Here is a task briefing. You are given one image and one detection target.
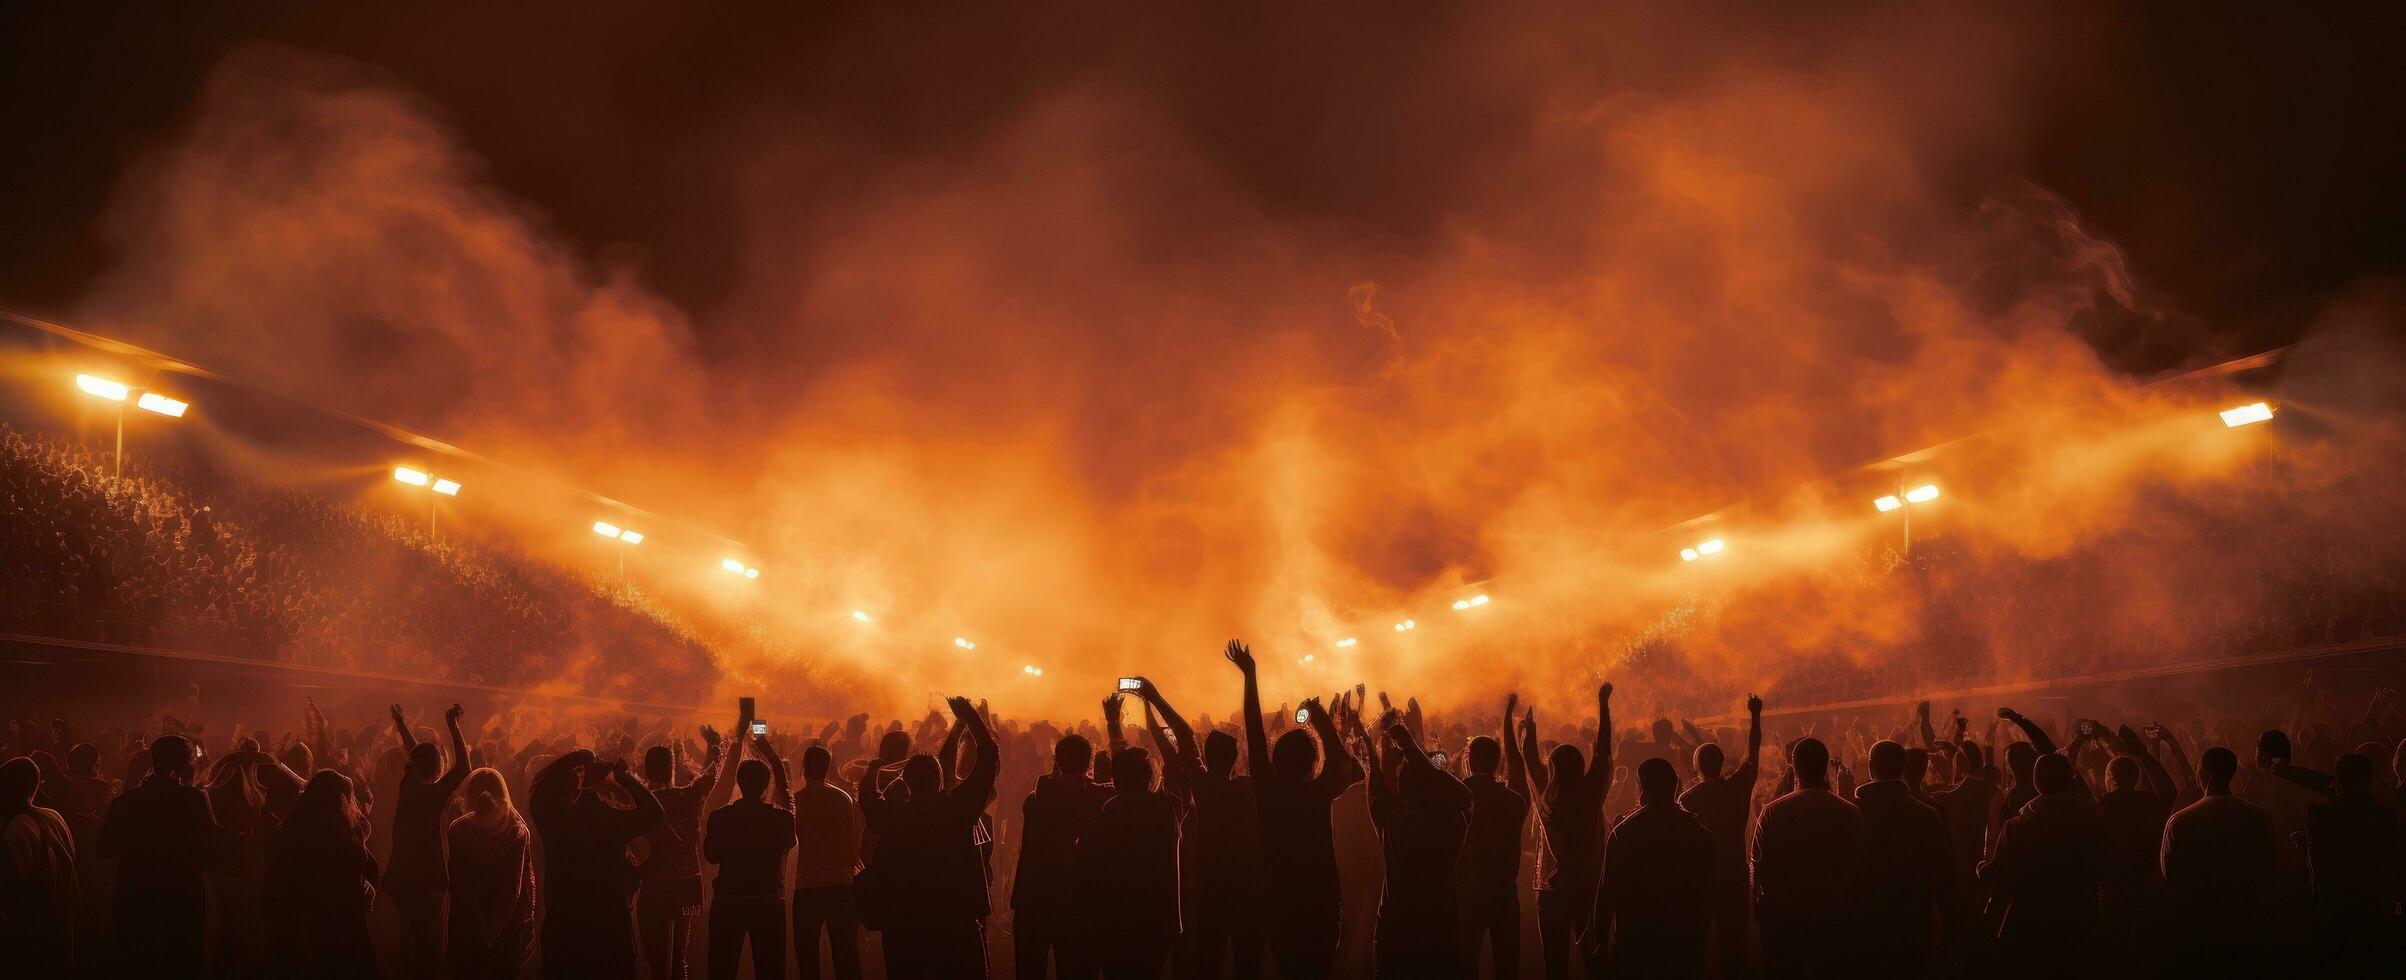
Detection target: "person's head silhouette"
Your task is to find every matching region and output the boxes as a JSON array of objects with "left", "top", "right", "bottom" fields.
[
  {"left": 2198, "top": 747, "right": 2238, "bottom": 794},
  {"left": 736, "top": 758, "right": 772, "bottom": 801},
  {"left": 2006, "top": 741, "right": 2037, "bottom": 781},
  {"left": 2334, "top": 752, "right": 2373, "bottom": 797},
  {"left": 1636, "top": 757, "right": 1677, "bottom": 805},
  {"left": 2033, "top": 753, "right": 2074, "bottom": 796},
  {"left": 1272, "top": 728, "right": 1320, "bottom": 783},
  {"left": 0, "top": 757, "right": 36, "bottom": 811},
  {"left": 642, "top": 745, "right": 675, "bottom": 786},
  {"left": 1546, "top": 744, "right": 1586, "bottom": 793},
  {"left": 1203, "top": 730, "right": 1238, "bottom": 777},
  {"left": 1466, "top": 735, "right": 1500, "bottom": 777},
  {"left": 150, "top": 735, "right": 193, "bottom": 783},
  {"left": 1791, "top": 738, "right": 1830, "bottom": 788},
  {"left": 2255, "top": 730, "right": 2291, "bottom": 772},
  {"left": 1867, "top": 740, "right": 1905, "bottom": 781},
  {"left": 2106, "top": 755, "right": 2140, "bottom": 792},
  {"left": 1694, "top": 742, "right": 1726, "bottom": 781},
  {"left": 1053, "top": 734, "right": 1093, "bottom": 779},
  {"left": 902, "top": 754, "right": 941, "bottom": 799},
  {"left": 1117, "top": 746, "right": 1156, "bottom": 794},
  {"left": 802, "top": 744, "right": 831, "bottom": 783}
]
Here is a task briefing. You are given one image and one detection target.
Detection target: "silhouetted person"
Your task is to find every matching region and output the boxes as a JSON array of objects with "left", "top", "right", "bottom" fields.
[
  {"left": 1980, "top": 752, "right": 2105, "bottom": 976},
  {"left": 203, "top": 746, "right": 300, "bottom": 979},
  {"left": 1679, "top": 694, "right": 1761, "bottom": 980},
  {"left": 705, "top": 742, "right": 796, "bottom": 980},
  {"left": 1226, "top": 640, "right": 1359, "bottom": 979},
  {"left": 1751, "top": 737, "right": 1858, "bottom": 980},
  {"left": 448, "top": 767, "right": 536, "bottom": 980},
  {"left": 2093, "top": 726, "right": 2173, "bottom": 969},
  {"left": 1080, "top": 680, "right": 1197, "bottom": 980},
  {"left": 1361, "top": 717, "right": 1469, "bottom": 980},
  {"left": 2301, "top": 752, "right": 2400, "bottom": 967},
  {"left": 386, "top": 701, "right": 471, "bottom": 979},
  {"left": 1852, "top": 739, "right": 1954, "bottom": 976},
  {"left": 1016, "top": 729, "right": 1109, "bottom": 980},
  {"left": 858, "top": 696, "right": 997, "bottom": 979},
  {"left": 792, "top": 744, "right": 864, "bottom": 980},
  {"left": 639, "top": 726, "right": 720, "bottom": 980},
  {"left": 1520, "top": 683, "right": 1614, "bottom": 980},
  {"left": 1180, "top": 726, "right": 1265, "bottom": 980},
  {"left": 1, "top": 755, "right": 77, "bottom": 978},
  {"left": 96, "top": 734, "right": 217, "bottom": 979},
  {"left": 1584, "top": 756, "right": 1710, "bottom": 978},
  {"left": 1456, "top": 696, "right": 1530, "bottom": 980},
  {"left": 530, "top": 748, "right": 667, "bottom": 980},
  {"left": 2160, "top": 745, "right": 2274, "bottom": 973},
  {"left": 264, "top": 771, "right": 379, "bottom": 979}
]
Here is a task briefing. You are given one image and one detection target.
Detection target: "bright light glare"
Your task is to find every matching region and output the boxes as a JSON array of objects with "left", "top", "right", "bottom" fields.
[
  {"left": 1904, "top": 484, "right": 1940, "bottom": 504},
  {"left": 591, "top": 521, "right": 621, "bottom": 538},
  {"left": 394, "top": 467, "right": 431, "bottom": 487},
  {"left": 2219, "top": 402, "right": 2274, "bottom": 428},
  {"left": 954, "top": 637, "right": 976, "bottom": 650},
  {"left": 618, "top": 530, "right": 644, "bottom": 545},
  {"left": 1680, "top": 547, "right": 1700, "bottom": 562},
  {"left": 1023, "top": 664, "right": 1043, "bottom": 676},
  {"left": 135, "top": 392, "right": 189, "bottom": 418},
  {"left": 1334, "top": 637, "right": 1358, "bottom": 648},
  {"left": 743, "top": 567, "right": 759, "bottom": 579},
  {"left": 1697, "top": 539, "right": 1725, "bottom": 556},
  {"left": 1302, "top": 654, "right": 1316, "bottom": 663},
  {"left": 852, "top": 610, "right": 874, "bottom": 623},
  {"left": 75, "top": 374, "right": 130, "bottom": 401},
  {"left": 1452, "top": 594, "right": 1491, "bottom": 610},
  {"left": 1394, "top": 619, "right": 1416, "bottom": 632},
  {"left": 431, "top": 479, "right": 461, "bottom": 496},
  {"left": 723, "top": 558, "right": 747, "bottom": 573},
  {"left": 1873, "top": 495, "right": 1902, "bottom": 513}
]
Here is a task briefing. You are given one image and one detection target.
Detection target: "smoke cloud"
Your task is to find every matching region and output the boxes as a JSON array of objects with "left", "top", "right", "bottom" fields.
[{"left": 72, "top": 12, "right": 2406, "bottom": 723}]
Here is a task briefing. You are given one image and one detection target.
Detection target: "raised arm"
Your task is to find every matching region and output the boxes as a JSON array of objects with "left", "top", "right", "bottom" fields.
[
  {"left": 1360, "top": 709, "right": 1392, "bottom": 800},
  {"left": 1589, "top": 683, "right": 1615, "bottom": 794},
  {"left": 947, "top": 696, "right": 998, "bottom": 807},
  {"left": 1917, "top": 701, "right": 1938, "bottom": 750},
  {"left": 439, "top": 703, "right": 470, "bottom": 790},
  {"left": 1228, "top": 640, "right": 1269, "bottom": 778},
  {"left": 938, "top": 713, "right": 966, "bottom": 786},
  {"left": 1501, "top": 694, "right": 1531, "bottom": 798},
  {"left": 607, "top": 761, "right": 665, "bottom": 840},
  {"left": 1997, "top": 707, "right": 2056, "bottom": 755},
  {"left": 1308, "top": 697, "right": 1360, "bottom": 795},
  {"left": 390, "top": 703, "right": 417, "bottom": 751},
  {"left": 754, "top": 735, "right": 793, "bottom": 809},
  {"left": 1739, "top": 694, "right": 1764, "bottom": 782},
  {"left": 1519, "top": 706, "right": 1547, "bottom": 797}
]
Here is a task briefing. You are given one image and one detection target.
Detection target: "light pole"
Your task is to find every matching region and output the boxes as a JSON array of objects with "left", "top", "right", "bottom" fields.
[
  {"left": 593, "top": 521, "right": 642, "bottom": 581},
  {"left": 1873, "top": 483, "right": 1940, "bottom": 554},
  {"left": 393, "top": 467, "right": 462, "bottom": 542},
  {"left": 76, "top": 374, "right": 189, "bottom": 477}
]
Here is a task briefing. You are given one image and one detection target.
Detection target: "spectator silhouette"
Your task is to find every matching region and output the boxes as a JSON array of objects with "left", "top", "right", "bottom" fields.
[
  {"left": 447, "top": 766, "right": 537, "bottom": 980},
  {"left": 1750, "top": 736, "right": 1859, "bottom": 980},
  {"left": 1228, "top": 640, "right": 1359, "bottom": 980},
  {"left": 2160, "top": 745, "right": 2275, "bottom": 973},
  {"left": 1981, "top": 752, "right": 2106, "bottom": 975},
  {"left": 1014, "top": 728, "right": 1108, "bottom": 980},
  {"left": 857, "top": 696, "right": 996, "bottom": 980},
  {"left": 2300, "top": 752, "right": 2401, "bottom": 968},
  {"left": 1678, "top": 694, "right": 1761, "bottom": 980},
  {"left": 1, "top": 755, "right": 78, "bottom": 977},
  {"left": 1361, "top": 717, "right": 1470, "bottom": 980},
  {"left": 792, "top": 743, "right": 864, "bottom": 980},
  {"left": 96, "top": 734, "right": 217, "bottom": 979},
  {"left": 530, "top": 748, "right": 666, "bottom": 980},
  {"left": 705, "top": 742, "right": 796, "bottom": 980},
  {"left": 1851, "top": 739, "right": 1953, "bottom": 976},
  {"left": 1077, "top": 679, "right": 1195, "bottom": 980},
  {"left": 263, "top": 771, "right": 379, "bottom": 979},
  {"left": 1456, "top": 695, "right": 1530, "bottom": 980},
  {"left": 386, "top": 702, "right": 472, "bottom": 979},
  {"left": 1179, "top": 725, "right": 1266, "bottom": 979},
  {"left": 1589, "top": 756, "right": 1713, "bottom": 978},
  {"left": 1520, "top": 683, "right": 1613, "bottom": 980},
  {"left": 638, "top": 726, "right": 720, "bottom": 980}
]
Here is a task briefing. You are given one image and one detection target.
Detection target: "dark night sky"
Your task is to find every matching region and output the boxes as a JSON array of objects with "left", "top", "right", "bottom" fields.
[{"left": 5, "top": 3, "right": 2404, "bottom": 369}]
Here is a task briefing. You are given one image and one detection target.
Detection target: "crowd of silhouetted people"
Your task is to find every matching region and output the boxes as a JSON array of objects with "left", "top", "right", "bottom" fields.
[{"left": 3, "top": 643, "right": 2402, "bottom": 978}]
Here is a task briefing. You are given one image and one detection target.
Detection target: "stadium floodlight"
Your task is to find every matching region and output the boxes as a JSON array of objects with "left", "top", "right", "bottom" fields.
[
  {"left": 135, "top": 393, "right": 189, "bottom": 418},
  {"left": 431, "top": 479, "right": 461, "bottom": 496},
  {"left": 1451, "top": 594, "right": 1491, "bottom": 610},
  {"left": 743, "top": 567, "right": 759, "bottom": 579},
  {"left": 1680, "top": 547, "right": 1700, "bottom": 561},
  {"left": 1301, "top": 653, "right": 1316, "bottom": 664},
  {"left": 1876, "top": 481, "right": 1941, "bottom": 553},
  {"left": 394, "top": 467, "right": 460, "bottom": 541},
  {"left": 1697, "top": 539, "right": 1725, "bottom": 555},
  {"left": 723, "top": 558, "right": 747, "bottom": 573},
  {"left": 1394, "top": 619, "right": 1416, "bottom": 632},
  {"left": 395, "top": 467, "right": 432, "bottom": 487},
  {"left": 1023, "top": 664, "right": 1043, "bottom": 676},
  {"left": 1873, "top": 495, "right": 1903, "bottom": 513},
  {"left": 1334, "top": 637, "right": 1358, "bottom": 649},
  {"left": 2220, "top": 402, "right": 2274, "bottom": 428},
  {"left": 618, "top": 530, "right": 644, "bottom": 545},
  {"left": 853, "top": 610, "right": 875, "bottom": 624},
  {"left": 592, "top": 521, "right": 622, "bottom": 538},
  {"left": 76, "top": 374, "right": 131, "bottom": 401},
  {"left": 954, "top": 637, "right": 977, "bottom": 650},
  {"left": 1904, "top": 484, "right": 1940, "bottom": 504}
]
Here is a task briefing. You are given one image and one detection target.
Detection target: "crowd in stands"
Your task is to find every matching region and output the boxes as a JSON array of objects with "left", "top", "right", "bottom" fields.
[
  {"left": 0, "top": 424, "right": 718, "bottom": 701},
  {"left": 3, "top": 643, "right": 2402, "bottom": 979}
]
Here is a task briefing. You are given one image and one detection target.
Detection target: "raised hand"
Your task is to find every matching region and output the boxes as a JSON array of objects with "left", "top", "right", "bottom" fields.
[
  {"left": 1997, "top": 707, "right": 2020, "bottom": 721},
  {"left": 445, "top": 703, "right": 465, "bottom": 725},
  {"left": 1599, "top": 682, "right": 1614, "bottom": 703},
  {"left": 945, "top": 696, "right": 977, "bottom": 722},
  {"left": 1103, "top": 693, "right": 1125, "bottom": 729},
  {"left": 1747, "top": 693, "right": 1764, "bottom": 716},
  {"left": 1299, "top": 696, "right": 1328, "bottom": 727},
  {"left": 1504, "top": 693, "right": 1520, "bottom": 719},
  {"left": 699, "top": 724, "right": 721, "bottom": 746},
  {"left": 1223, "top": 639, "right": 1255, "bottom": 674}
]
